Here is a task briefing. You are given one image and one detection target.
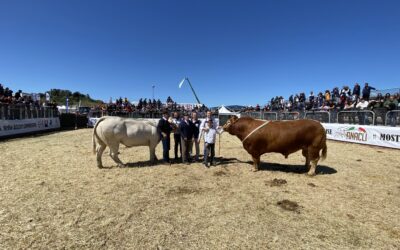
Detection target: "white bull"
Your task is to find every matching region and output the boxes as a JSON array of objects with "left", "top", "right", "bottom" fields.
[{"left": 92, "top": 116, "right": 161, "bottom": 168}]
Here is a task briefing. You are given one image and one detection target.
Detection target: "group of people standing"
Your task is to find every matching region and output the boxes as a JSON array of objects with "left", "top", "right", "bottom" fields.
[{"left": 157, "top": 110, "right": 221, "bottom": 167}]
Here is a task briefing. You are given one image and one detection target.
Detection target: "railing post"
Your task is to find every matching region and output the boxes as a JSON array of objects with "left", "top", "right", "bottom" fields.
[
  {"left": 385, "top": 111, "right": 389, "bottom": 126},
  {"left": 370, "top": 110, "right": 375, "bottom": 125}
]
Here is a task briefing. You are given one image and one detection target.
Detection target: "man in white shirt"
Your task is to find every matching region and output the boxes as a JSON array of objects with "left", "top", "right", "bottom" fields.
[
  {"left": 355, "top": 98, "right": 370, "bottom": 125},
  {"left": 355, "top": 98, "right": 369, "bottom": 109},
  {"left": 190, "top": 112, "right": 201, "bottom": 161},
  {"left": 172, "top": 112, "right": 182, "bottom": 161}
]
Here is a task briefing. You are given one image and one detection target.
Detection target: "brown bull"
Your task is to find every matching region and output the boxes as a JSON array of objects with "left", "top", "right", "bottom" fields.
[{"left": 222, "top": 116, "right": 327, "bottom": 175}]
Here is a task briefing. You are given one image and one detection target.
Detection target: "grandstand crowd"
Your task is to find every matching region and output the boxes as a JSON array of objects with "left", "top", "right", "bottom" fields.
[
  {"left": 244, "top": 82, "right": 399, "bottom": 113},
  {"left": 91, "top": 96, "right": 208, "bottom": 115},
  {"left": 1, "top": 82, "right": 399, "bottom": 125},
  {"left": 0, "top": 83, "right": 58, "bottom": 108}
]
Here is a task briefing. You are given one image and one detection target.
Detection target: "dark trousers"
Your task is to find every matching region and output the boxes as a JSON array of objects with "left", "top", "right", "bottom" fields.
[
  {"left": 181, "top": 137, "right": 192, "bottom": 163},
  {"left": 204, "top": 143, "right": 215, "bottom": 164},
  {"left": 387, "top": 112, "right": 397, "bottom": 127},
  {"left": 357, "top": 112, "right": 370, "bottom": 125},
  {"left": 162, "top": 135, "right": 170, "bottom": 162},
  {"left": 174, "top": 134, "right": 182, "bottom": 158}
]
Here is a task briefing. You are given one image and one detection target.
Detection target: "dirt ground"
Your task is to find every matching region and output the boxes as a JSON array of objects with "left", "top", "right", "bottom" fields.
[{"left": 1, "top": 128, "right": 399, "bottom": 249}]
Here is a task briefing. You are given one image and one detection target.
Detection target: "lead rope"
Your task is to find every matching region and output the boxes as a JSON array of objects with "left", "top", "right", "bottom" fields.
[{"left": 241, "top": 121, "right": 270, "bottom": 143}]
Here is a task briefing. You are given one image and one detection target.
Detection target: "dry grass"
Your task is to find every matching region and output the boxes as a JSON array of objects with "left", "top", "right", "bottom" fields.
[{"left": 0, "top": 128, "right": 399, "bottom": 249}]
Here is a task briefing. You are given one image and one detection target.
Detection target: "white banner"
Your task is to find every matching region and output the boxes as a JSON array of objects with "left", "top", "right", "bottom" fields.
[
  {"left": 321, "top": 123, "right": 400, "bottom": 149},
  {"left": 0, "top": 118, "right": 60, "bottom": 137}
]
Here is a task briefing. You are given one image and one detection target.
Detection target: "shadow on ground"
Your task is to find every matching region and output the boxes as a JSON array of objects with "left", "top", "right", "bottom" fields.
[{"left": 216, "top": 157, "right": 337, "bottom": 175}]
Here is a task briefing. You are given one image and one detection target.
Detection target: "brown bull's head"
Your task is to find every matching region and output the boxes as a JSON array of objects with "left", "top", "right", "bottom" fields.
[{"left": 222, "top": 115, "right": 239, "bottom": 132}]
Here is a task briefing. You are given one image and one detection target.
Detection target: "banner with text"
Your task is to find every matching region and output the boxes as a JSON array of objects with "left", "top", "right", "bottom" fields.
[
  {"left": 0, "top": 118, "right": 60, "bottom": 137},
  {"left": 321, "top": 123, "right": 400, "bottom": 149}
]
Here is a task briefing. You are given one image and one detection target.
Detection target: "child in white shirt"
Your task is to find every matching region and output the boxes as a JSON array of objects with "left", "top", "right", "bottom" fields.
[{"left": 199, "top": 119, "right": 222, "bottom": 167}]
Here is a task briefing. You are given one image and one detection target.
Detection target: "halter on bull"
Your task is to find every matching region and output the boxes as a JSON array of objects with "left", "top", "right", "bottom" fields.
[{"left": 223, "top": 116, "right": 327, "bottom": 175}]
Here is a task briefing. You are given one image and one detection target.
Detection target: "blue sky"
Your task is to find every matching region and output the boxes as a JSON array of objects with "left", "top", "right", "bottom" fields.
[{"left": 1, "top": 0, "right": 399, "bottom": 106}]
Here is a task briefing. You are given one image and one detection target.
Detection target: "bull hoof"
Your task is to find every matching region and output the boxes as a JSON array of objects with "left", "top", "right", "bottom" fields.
[
  {"left": 252, "top": 168, "right": 259, "bottom": 172},
  {"left": 97, "top": 165, "right": 103, "bottom": 169},
  {"left": 117, "top": 164, "right": 127, "bottom": 168},
  {"left": 307, "top": 172, "right": 316, "bottom": 176}
]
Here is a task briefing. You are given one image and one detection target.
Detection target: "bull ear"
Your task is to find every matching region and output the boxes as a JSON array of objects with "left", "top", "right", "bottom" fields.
[{"left": 231, "top": 115, "right": 239, "bottom": 122}]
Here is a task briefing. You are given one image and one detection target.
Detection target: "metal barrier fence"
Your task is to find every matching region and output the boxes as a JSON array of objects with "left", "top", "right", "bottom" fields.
[
  {"left": 304, "top": 111, "right": 330, "bottom": 123},
  {"left": 385, "top": 110, "right": 400, "bottom": 127},
  {"left": 240, "top": 111, "right": 262, "bottom": 119},
  {"left": 240, "top": 109, "right": 399, "bottom": 127},
  {"left": 1, "top": 104, "right": 399, "bottom": 127},
  {"left": 337, "top": 110, "right": 375, "bottom": 125},
  {"left": 88, "top": 110, "right": 211, "bottom": 119},
  {"left": 0, "top": 105, "right": 58, "bottom": 120},
  {"left": 262, "top": 112, "right": 278, "bottom": 120},
  {"left": 279, "top": 112, "right": 300, "bottom": 120}
]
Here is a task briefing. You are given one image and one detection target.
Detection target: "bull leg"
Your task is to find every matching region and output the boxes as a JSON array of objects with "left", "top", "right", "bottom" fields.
[
  {"left": 252, "top": 155, "right": 260, "bottom": 172},
  {"left": 149, "top": 145, "right": 156, "bottom": 164},
  {"left": 96, "top": 144, "right": 106, "bottom": 168},
  {"left": 109, "top": 143, "right": 125, "bottom": 168},
  {"left": 307, "top": 148, "right": 320, "bottom": 176},
  {"left": 302, "top": 148, "right": 310, "bottom": 169}
]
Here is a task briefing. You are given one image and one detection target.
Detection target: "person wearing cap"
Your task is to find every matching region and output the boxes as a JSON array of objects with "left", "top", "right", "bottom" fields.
[
  {"left": 179, "top": 113, "right": 195, "bottom": 164},
  {"left": 157, "top": 111, "right": 173, "bottom": 163}
]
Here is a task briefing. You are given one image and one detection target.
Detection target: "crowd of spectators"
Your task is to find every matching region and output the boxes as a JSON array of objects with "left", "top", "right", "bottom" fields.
[
  {"left": 247, "top": 82, "right": 400, "bottom": 113},
  {"left": 0, "top": 83, "right": 43, "bottom": 108},
  {"left": 91, "top": 96, "right": 208, "bottom": 115},
  {"left": 0, "top": 83, "right": 59, "bottom": 120},
  {"left": 0, "top": 83, "right": 59, "bottom": 109},
  {"left": 2, "top": 81, "right": 399, "bottom": 124}
]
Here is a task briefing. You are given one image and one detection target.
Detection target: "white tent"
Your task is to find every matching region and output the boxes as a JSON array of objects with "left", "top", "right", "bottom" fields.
[{"left": 218, "top": 105, "right": 233, "bottom": 114}]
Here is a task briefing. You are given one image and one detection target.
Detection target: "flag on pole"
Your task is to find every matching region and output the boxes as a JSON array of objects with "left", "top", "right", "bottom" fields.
[
  {"left": 178, "top": 78, "right": 186, "bottom": 88},
  {"left": 45, "top": 92, "right": 50, "bottom": 102}
]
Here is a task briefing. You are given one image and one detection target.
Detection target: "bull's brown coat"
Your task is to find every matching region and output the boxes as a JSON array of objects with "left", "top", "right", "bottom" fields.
[{"left": 223, "top": 116, "right": 327, "bottom": 175}]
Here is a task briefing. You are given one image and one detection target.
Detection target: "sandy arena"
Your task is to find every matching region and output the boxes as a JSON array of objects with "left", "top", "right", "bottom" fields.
[{"left": 1, "top": 129, "right": 399, "bottom": 249}]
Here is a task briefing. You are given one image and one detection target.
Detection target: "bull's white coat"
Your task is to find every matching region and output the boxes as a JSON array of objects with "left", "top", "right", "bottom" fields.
[{"left": 92, "top": 116, "right": 161, "bottom": 168}]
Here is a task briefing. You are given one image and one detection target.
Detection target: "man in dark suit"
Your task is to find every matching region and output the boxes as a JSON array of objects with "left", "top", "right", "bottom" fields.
[
  {"left": 157, "top": 111, "right": 173, "bottom": 163},
  {"left": 179, "top": 113, "right": 194, "bottom": 164}
]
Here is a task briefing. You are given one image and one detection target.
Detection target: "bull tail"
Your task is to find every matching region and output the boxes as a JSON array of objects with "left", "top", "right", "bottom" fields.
[
  {"left": 321, "top": 144, "right": 327, "bottom": 161},
  {"left": 320, "top": 134, "right": 327, "bottom": 161},
  {"left": 92, "top": 116, "right": 108, "bottom": 154}
]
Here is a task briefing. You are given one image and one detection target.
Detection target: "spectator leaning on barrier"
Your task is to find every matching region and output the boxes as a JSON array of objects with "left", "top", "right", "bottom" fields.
[
  {"left": 362, "top": 82, "right": 376, "bottom": 101},
  {"left": 344, "top": 99, "right": 355, "bottom": 110},
  {"left": 384, "top": 96, "right": 398, "bottom": 126},
  {"left": 319, "top": 101, "right": 332, "bottom": 111},
  {"left": 356, "top": 98, "right": 370, "bottom": 125}
]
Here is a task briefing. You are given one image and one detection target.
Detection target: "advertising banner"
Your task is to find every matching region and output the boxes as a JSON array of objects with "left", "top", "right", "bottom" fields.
[
  {"left": 0, "top": 118, "right": 60, "bottom": 137},
  {"left": 322, "top": 123, "right": 400, "bottom": 149}
]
